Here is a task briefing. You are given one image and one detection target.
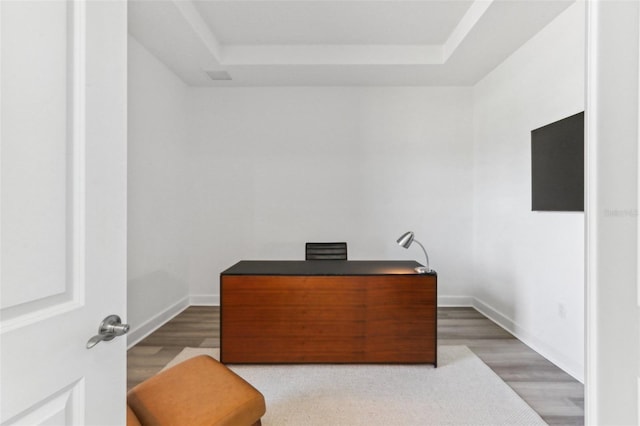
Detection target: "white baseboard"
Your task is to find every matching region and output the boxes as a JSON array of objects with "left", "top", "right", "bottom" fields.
[
  {"left": 438, "top": 295, "right": 474, "bottom": 307},
  {"left": 189, "top": 294, "right": 219, "bottom": 306},
  {"left": 126, "top": 294, "right": 217, "bottom": 349},
  {"left": 472, "top": 297, "right": 584, "bottom": 383},
  {"left": 126, "top": 297, "right": 189, "bottom": 349}
]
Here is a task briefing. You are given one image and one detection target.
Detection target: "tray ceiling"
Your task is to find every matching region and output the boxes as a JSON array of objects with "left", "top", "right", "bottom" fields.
[{"left": 128, "top": 0, "right": 575, "bottom": 86}]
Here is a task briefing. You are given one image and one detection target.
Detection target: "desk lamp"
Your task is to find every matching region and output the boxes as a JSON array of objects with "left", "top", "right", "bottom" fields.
[{"left": 397, "top": 231, "right": 431, "bottom": 273}]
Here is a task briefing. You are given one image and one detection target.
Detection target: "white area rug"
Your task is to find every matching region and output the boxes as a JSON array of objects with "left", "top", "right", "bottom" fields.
[{"left": 164, "top": 346, "right": 546, "bottom": 425}]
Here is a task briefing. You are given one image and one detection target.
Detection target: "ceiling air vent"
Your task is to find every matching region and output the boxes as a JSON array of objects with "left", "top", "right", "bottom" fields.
[{"left": 206, "top": 70, "right": 232, "bottom": 81}]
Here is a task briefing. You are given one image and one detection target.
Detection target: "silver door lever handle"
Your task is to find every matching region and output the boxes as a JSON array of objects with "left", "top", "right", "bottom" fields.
[{"left": 86, "top": 314, "right": 130, "bottom": 349}]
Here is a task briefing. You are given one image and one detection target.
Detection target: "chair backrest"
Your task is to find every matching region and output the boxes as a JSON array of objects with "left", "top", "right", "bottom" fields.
[{"left": 305, "top": 242, "right": 348, "bottom": 260}]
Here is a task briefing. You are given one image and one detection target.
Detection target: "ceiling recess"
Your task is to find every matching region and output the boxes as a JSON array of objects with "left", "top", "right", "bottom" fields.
[{"left": 206, "top": 70, "right": 232, "bottom": 81}]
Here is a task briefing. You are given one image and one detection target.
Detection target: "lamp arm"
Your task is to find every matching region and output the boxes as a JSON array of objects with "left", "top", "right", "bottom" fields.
[{"left": 413, "top": 239, "right": 430, "bottom": 272}]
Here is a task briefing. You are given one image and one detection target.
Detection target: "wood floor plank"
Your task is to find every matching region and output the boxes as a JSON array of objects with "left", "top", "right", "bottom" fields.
[{"left": 128, "top": 306, "right": 584, "bottom": 425}]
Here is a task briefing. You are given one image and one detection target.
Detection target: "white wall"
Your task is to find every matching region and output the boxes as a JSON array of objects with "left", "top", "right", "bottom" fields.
[
  {"left": 472, "top": 2, "right": 585, "bottom": 380},
  {"left": 127, "top": 37, "right": 191, "bottom": 345},
  {"left": 186, "top": 87, "right": 474, "bottom": 302}
]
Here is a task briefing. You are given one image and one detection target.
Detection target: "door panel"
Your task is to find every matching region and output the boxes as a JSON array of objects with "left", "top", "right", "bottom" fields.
[
  {"left": 1, "top": 0, "right": 77, "bottom": 323},
  {"left": 1, "top": 1, "right": 127, "bottom": 424}
]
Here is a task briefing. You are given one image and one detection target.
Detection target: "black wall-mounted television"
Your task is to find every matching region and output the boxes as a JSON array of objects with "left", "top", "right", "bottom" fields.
[{"left": 531, "top": 111, "right": 584, "bottom": 212}]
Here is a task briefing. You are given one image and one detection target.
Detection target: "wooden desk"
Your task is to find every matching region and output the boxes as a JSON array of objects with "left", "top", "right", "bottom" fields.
[{"left": 220, "top": 260, "right": 437, "bottom": 365}]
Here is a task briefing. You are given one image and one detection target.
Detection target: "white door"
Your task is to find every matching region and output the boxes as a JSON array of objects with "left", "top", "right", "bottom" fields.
[
  {"left": 1, "top": 0, "right": 127, "bottom": 424},
  {"left": 585, "top": 0, "right": 640, "bottom": 424}
]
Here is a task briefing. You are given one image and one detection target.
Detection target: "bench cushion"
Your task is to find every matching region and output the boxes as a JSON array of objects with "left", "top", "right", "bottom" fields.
[{"left": 127, "top": 355, "right": 265, "bottom": 426}]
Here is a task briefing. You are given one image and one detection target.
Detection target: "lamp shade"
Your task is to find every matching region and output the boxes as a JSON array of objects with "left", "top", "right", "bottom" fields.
[{"left": 397, "top": 231, "right": 414, "bottom": 248}]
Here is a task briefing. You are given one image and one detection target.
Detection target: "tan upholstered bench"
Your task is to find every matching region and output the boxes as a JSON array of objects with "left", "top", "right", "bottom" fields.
[{"left": 127, "top": 355, "right": 266, "bottom": 426}]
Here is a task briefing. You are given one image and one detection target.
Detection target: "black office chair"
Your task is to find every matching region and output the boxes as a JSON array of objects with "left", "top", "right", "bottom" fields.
[{"left": 305, "top": 242, "right": 348, "bottom": 260}]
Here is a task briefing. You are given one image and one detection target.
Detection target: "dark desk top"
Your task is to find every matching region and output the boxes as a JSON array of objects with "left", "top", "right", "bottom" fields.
[{"left": 221, "top": 260, "right": 437, "bottom": 276}]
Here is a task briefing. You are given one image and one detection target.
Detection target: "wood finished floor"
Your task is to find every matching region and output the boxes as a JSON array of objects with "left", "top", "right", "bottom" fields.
[{"left": 127, "top": 306, "right": 584, "bottom": 425}]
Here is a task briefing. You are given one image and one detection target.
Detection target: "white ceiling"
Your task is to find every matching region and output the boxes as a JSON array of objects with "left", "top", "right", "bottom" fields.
[{"left": 128, "top": 0, "right": 575, "bottom": 86}]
